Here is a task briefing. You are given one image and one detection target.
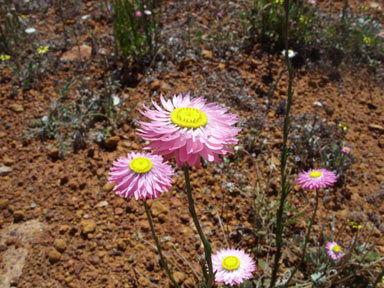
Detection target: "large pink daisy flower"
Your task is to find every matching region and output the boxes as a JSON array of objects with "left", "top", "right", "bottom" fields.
[
  {"left": 326, "top": 241, "right": 344, "bottom": 260},
  {"left": 108, "top": 152, "right": 173, "bottom": 200},
  {"left": 137, "top": 93, "right": 241, "bottom": 169},
  {"left": 296, "top": 169, "right": 337, "bottom": 190},
  {"left": 212, "top": 248, "right": 256, "bottom": 285}
]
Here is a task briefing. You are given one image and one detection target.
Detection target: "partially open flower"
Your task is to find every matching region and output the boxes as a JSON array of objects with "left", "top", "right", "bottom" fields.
[
  {"left": 137, "top": 93, "right": 241, "bottom": 168},
  {"left": 212, "top": 248, "right": 256, "bottom": 285},
  {"left": 108, "top": 152, "right": 173, "bottom": 200},
  {"left": 282, "top": 49, "right": 296, "bottom": 58},
  {"left": 326, "top": 242, "right": 344, "bottom": 260},
  {"left": 341, "top": 146, "right": 351, "bottom": 154},
  {"left": 296, "top": 169, "right": 337, "bottom": 190}
]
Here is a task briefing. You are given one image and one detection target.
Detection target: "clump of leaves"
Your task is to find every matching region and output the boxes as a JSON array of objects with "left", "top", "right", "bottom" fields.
[{"left": 24, "top": 79, "right": 131, "bottom": 156}]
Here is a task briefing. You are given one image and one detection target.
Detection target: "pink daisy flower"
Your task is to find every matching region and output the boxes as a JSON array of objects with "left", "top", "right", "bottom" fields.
[
  {"left": 341, "top": 146, "right": 351, "bottom": 154},
  {"left": 212, "top": 248, "right": 256, "bottom": 285},
  {"left": 377, "top": 31, "right": 384, "bottom": 39},
  {"left": 108, "top": 152, "right": 173, "bottom": 200},
  {"left": 135, "top": 10, "right": 142, "bottom": 17},
  {"left": 296, "top": 169, "right": 337, "bottom": 190},
  {"left": 137, "top": 93, "right": 241, "bottom": 169},
  {"left": 326, "top": 241, "right": 344, "bottom": 260}
]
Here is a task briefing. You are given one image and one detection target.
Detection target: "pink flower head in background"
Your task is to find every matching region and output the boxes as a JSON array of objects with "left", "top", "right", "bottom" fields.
[
  {"left": 377, "top": 31, "right": 384, "bottom": 39},
  {"left": 108, "top": 152, "right": 173, "bottom": 200},
  {"left": 341, "top": 146, "right": 351, "bottom": 154},
  {"left": 326, "top": 242, "right": 344, "bottom": 260},
  {"left": 212, "top": 248, "right": 256, "bottom": 285},
  {"left": 296, "top": 169, "right": 337, "bottom": 190},
  {"left": 307, "top": 0, "right": 316, "bottom": 4},
  {"left": 135, "top": 10, "right": 142, "bottom": 17},
  {"left": 137, "top": 93, "right": 241, "bottom": 169}
]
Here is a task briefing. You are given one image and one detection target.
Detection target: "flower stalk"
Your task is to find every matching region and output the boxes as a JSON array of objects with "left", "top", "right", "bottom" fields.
[
  {"left": 183, "top": 164, "right": 214, "bottom": 288},
  {"left": 143, "top": 200, "right": 180, "bottom": 288}
]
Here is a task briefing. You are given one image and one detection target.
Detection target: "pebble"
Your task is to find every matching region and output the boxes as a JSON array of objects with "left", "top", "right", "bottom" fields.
[
  {"left": 151, "top": 201, "right": 169, "bottom": 217},
  {"left": 95, "top": 200, "right": 109, "bottom": 208},
  {"left": 3, "top": 156, "right": 14, "bottom": 166},
  {"left": 13, "top": 210, "right": 25, "bottom": 221},
  {"left": 368, "top": 124, "right": 384, "bottom": 133},
  {"left": 53, "top": 239, "right": 67, "bottom": 252},
  {"left": 0, "top": 199, "right": 9, "bottom": 210},
  {"left": 80, "top": 219, "right": 96, "bottom": 235},
  {"left": 9, "top": 103, "right": 24, "bottom": 112},
  {"left": 59, "top": 225, "right": 70, "bottom": 234},
  {"left": 173, "top": 271, "right": 186, "bottom": 284},
  {"left": 0, "top": 166, "right": 12, "bottom": 176},
  {"left": 30, "top": 203, "right": 37, "bottom": 209},
  {"left": 102, "top": 182, "right": 115, "bottom": 192},
  {"left": 61, "top": 45, "right": 92, "bottom": 61},
  {"left": 48, "top": 249, "right": 61, "bottom": 263},
  {"left": 104, "top": 136, "right": 120, "bottom": 149},
  {"left": 48, "top": 148, "right": 60, "bottom": 159},
  {"left": 202, "top": 49, "right": 213, "bottom": 59}
]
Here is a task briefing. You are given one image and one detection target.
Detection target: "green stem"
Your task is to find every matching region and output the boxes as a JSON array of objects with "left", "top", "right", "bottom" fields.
[
  {"left": 143, "top": 200, "right": 180, "bottom": 288},
  {"left": 270, "top": 1, "right": 294, "bottom": 287},
  {"left": 183, "top": 164, "right": 214, "bottom": 288},
  {"left": 282, "top": 190, "right": 319, "bottom": 287}
]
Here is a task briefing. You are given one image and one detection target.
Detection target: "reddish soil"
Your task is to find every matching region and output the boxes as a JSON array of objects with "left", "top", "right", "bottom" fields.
[{"left": 0, "top": 0, "right": 383, "bottom": 287}]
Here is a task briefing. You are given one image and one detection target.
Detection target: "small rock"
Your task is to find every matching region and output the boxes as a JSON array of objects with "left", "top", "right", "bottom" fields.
[
  {"left": 202, "top": 49, "right": 213, "bottom": 59},
  {"left": 95, "top": 200, "right": 109, "bottom": 208},
  {"left": 53, "top": 239, "right": 67, "bottom": 252},
  {"left": 184, "top": 278, "right": 194, "bottom": 287},
  {"left": 173, "top": 271, "right": 186, "bottom": 284},
  {"left": 48, "top": 249, "right": 61, "bottom": 263},
  {"left": 61, "top": 44, "right": 92, "bottom": 61},
  {"left": 114, "top": 207, "right": 124, "bottom": 215},
  {"left": 59, "top": 225, "right": 70, "bottom": 234},
  {"left": 376, "top": 175, "right": 384, "bottom": 183},
  {"left": 151, "top": 201, "right": 169, "bottom": 217},
  {"left": 13, "top": 210, "right": 25, "bottom": 221},
  {"left": 102, "top": 182, "right": 115, "bottom": 192},
  {"left": 0, "top": 166, "right": 12, "bottom": 176},
  {"left": 30, "top": 203, "right": 37, "bottom": 209},
  {"left": 80, "top": 219, "right": 96, "bottom": 235},
  {"left": 368, "top": 124, "right": 384, "bottom": 133},
  {"left": 48, "top": 148, "right": 60, "bottom": 159},
  {"left": 3, "top": 156, "right": 14, "bottom": 166},
  {"left": 104, "top": 136, "right": 120, "bottom": 149},
  {"left": 9, "top": 104, "right": 24, "bottom": 113},
  {"left": 116, "top": 239, "right": 126, "bottom": 251},
  {"left": 0, "top": 199, "right": 9, "bottom": 210},
  {"left": 151, "top": 80, "right": 161, "bottom": 90}
]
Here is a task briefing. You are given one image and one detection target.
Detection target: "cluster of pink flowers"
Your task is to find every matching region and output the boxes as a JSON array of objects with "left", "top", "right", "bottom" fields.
[{"left": 108, "top": 93, "right": 256, "bottom": 285}]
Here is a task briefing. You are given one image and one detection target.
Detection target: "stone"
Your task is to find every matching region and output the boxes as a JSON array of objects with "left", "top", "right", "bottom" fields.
[
  {"left": 61, "top": 45, "right": 92, "bottom": 61},
  {"left": 48, "top": 249, "right": 61, "bottom": 263},
  {"left": 151, "top": 201, "right": 169, "bottom": 217},
  {"left": 151, "top": 80, "right": 161, "bottom": 90},
  {"left": 184, "top": 278, "right": 194, "bottom": 287},
  {"left": 368, "top": 124, "right": 384, "bottom": 133},
  {"left": 80, "top": 219, "right": 96, "bottom": 235},
  {"left": 13, "top": 210, "right": 25, "bottom": 221},
  {"left": 95, "top": 200, "right": 109, "bottom": 208},
  {"left": 9, "top": 104, "right": 24, "bottom": 112},
  {"left": 104, "top": 136, "right": 120, "bottom": 149},
  {"left": 102, "top": 182, "right": 115, "bottom": 192},
  {"left": 53, "top": 239, "right": 67, "bottom": 252},
  {"left": 48, "top": 148, "right": 60, "bottom": 159},
  {"left": 0, "top": 199, "right": 9, "bottom": 210},
  {"left": 59, "top": 225, "right": 70, "bottom": 234},
  {"left": 202, "top": 49, "right": 213, "bottom": 59},
  {"left": 3, "top": 156, "right": 14, "bottom": 166},
  {"left": 173, "top": 271, "right": 186, "bottom": 284},
  {"left": 0, "top": 166, "right": 12, "bottom": 176}
]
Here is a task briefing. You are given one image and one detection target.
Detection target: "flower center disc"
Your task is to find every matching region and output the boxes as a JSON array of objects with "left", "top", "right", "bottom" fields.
[
  {"left": 333, "top": 245, "right": 341, "bottom": 253},
  {"left": 170, "top": 107, "right": 208, "bottom": 128},
  {"left": 309, "top": 171, "right": 322, "bottom": 178},
  {"left": 129, "top": 157, "right": 152, "bottom": 174},
  {"left": 222, "top": 256, "right": 240, "bottom": 271}
]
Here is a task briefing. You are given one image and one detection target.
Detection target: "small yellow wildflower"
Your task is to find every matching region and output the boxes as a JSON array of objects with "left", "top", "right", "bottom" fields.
[
  {"left": 275, "top": 0, "right": 283, "bottom": 4},
  {"left": 363, "top": 37, "right": 371, "bottom": 45},
  {"left": 37, "top": 45, "right": 49, "bottom": 54},
  {"left": 0, "top": 54, "right": 11, "bottom": 61},
  {"left": 338, "top": 123, "right": 348, "bottom": 131},
  {"left": 299, "top": 16, "right": 309, "bottom": 24},
  {"left": 349, "top": 221, "right": 362, "bottom": 230},
  {"left": 360, "top": 5, "right": 369, "bottom": 10}
]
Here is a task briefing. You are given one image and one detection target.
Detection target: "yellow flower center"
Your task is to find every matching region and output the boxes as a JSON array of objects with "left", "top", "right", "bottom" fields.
[
  {"left": 309, "top": 171, "right": 322, "bottom": 178},
  {"left": 170, "top": 107, "right": 208, "bottom": 129},
  {"left": 129, "top": 157, "right": 152, "bottom": 174},
  {"left": 222, "top": 256, "right": 240, "bottom": 271},
  {"left": 333, "top": 245, "right": 341, "bottom": 253}
]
